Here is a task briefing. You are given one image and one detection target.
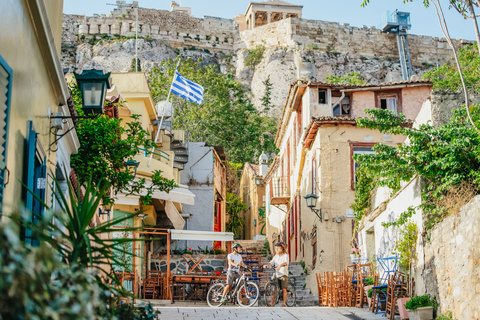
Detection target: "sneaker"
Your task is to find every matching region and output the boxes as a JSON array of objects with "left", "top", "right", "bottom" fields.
[{"left": 220, "top": 297, "right": 228, "bottom": 304}]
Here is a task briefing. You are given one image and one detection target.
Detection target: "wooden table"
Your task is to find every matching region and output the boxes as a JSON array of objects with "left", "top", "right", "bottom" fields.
[{"left": 172, "top": 275, "right": 214, "bottom": 303}]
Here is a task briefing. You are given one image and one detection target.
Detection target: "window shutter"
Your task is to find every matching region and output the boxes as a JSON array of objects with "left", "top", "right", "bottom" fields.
[
  {"left": 0, "top": 56, "right": 12, "bottom": 206},
  {"left": 23, "top": 122, "right": 37, "bottom": 245}
]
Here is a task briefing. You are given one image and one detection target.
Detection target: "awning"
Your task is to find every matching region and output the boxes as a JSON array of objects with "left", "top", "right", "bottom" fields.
[
  {"left": 165, "top": 200, "right": 185, "bottom": 230},
  {"left": 152, "top": 184, "right": 195, "bottom": 205},
  {"left": 169, "top": 229, "right": 234, "bottom": 241},
  {"left": 116, "top": 184, "right": 195, "bottom": 206}
]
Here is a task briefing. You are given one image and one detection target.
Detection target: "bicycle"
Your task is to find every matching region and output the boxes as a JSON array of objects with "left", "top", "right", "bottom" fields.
[
  {"left": 206, "top": 267, "right": 259, "bottom": 307},
  {"left": 263, "top": 265, "right": 296, "bottom": 307}
]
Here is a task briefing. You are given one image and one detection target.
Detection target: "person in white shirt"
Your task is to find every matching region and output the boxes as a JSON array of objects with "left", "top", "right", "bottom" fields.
[
  {"left": 263, "top": 242, "right": 289, "bottom": 307},
  {"left": 220, "top": 243, "right": 246, "bottom": 304}
]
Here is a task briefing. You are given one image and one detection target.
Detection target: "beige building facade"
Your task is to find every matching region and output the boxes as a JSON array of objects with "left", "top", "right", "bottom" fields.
[
  {"left": 239, "top": 163, "right": 266, "bottom": 240},
  {"left": 264, "top": 79, "right": 432, "bottom": 292}
]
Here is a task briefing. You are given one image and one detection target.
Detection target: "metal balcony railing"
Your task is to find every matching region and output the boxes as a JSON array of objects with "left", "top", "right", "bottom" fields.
[{"left": 272, "top": 176, "right": 290, "bottom": 198}]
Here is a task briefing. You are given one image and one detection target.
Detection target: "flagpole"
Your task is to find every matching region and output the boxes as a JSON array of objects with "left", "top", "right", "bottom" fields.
[{"left": 148, "top": 57, "right": 182, "bottom": 167}]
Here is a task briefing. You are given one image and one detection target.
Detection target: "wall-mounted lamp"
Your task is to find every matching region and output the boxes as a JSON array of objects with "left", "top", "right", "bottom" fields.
[
  {"left": 99, "top": 203, "right": 113, "bottom": 216},
  {"left": 304, "top": 193, "right": 322, "bottom": 222},
  {"left": 124, "top": 159, "right": 140, "bottom": 179},
  {"left": 254, "top": 175, "right": 263, "bottom": 186},
  {"left": 254, "top": 219, "right": 257, "bottom": 227}
]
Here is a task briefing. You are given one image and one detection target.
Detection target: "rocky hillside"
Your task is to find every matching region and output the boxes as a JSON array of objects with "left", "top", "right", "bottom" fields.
[{"left": 61, "top": 11, "right": 437, "bottom": 118}]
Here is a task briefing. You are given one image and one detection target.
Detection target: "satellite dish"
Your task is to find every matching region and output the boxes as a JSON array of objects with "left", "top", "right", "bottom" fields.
[{"left": 156, "top": 100, "right": 173, "bottom": 118}]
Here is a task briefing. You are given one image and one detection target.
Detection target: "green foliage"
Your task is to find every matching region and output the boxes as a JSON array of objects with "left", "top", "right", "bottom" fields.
[
  {"left": 364, "top": 277, "right": 375, "bottom": 286},
  {"left": 422, "top": 44, "right": 480, "bottom": 92},
  {"left": 394, "top": 221, "right": 418, "bottom": 270},
  {"left": 261, "top": 75, "right": 273, "bottom": 112},
  {"left": 405, "top": 294, "right": 436, "bottom": 310},
  {"left": 0, "top": 215, "right": 114, "bottom": 319},
  {"left": 368, "top": 288, "right": 374, "bottom": 298},
  {"left": 226, "top": 192, "right": 247, "bottom": 239},
  {"left": 116, "top": 303, "right": 160, "bottom": 320},
  {"left": 130, "top": 57, "right": 142, "bottom": 72},
  {"left": 147, "top": 57, "right": 278, "bottom": 164},
  {"left": 351, "top": 108, "right": 480, "bottom": 229},
  {"left": 436, "top": 311, "right": 455, "bottom": 320},
  {"left": 325, "top": 72, "right": 367, "bottom": 85},
  {"left": 245, "top": 45, "right": 266, "bottom": 67},
  {"left": 264, "top": 240, "right": 271, "bottom": 255},
  {"left": 69, "top": 81, "right": 177, "bottom": 205}
]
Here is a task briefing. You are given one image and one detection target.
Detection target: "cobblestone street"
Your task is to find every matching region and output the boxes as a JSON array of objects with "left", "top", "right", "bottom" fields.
[{"left": 154, "top": 306, "right": 392, "bottom": 320}]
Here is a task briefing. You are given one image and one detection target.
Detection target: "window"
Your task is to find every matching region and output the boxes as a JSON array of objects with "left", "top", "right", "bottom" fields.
[
  {"left": 23, "top": 121, "right": 47, "bottom": 246},
  {"left": 352, "top": 145, "right": 375, "bottom": 187},
  {"left": 0, "top": 55, "right": 12, "bottom": 210},
  {"left": 318, "top": 89, "right": 327, "bottom": 104},
  {"left": 379, "top": 96, "right": 397, "bottom": 113},
  {"left": 333, "top": 96, "right": 351, "bottom": 116}
]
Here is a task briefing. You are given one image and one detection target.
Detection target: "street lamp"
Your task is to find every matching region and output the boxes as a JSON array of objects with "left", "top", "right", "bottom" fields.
[
  {"left": 124, "top": 159, "right": 140, "bottom": 179},
  {"left": 254, "top": 175, "right": 263, "bottom": 186},
  {"left": 99, "top": 203, "right": 113, "bottom": 216},
  {"left": 304, "top": 193, "right": 322, "bottom": 222},
  {"left": 74, "top": 69, "right": 112, "bottom": 115}
]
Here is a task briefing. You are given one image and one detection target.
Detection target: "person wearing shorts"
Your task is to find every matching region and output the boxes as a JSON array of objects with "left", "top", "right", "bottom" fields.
[
  {"left": 220, "top": 243, "right": 245, "bottom": 303},
  {"left": 263, "top": 242, "right": 289, "bottom": 307}
]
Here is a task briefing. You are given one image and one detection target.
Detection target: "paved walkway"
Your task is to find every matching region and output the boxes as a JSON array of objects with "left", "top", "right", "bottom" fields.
[{"left": 154, "top": 306, "right": 392, "bottom": 320}]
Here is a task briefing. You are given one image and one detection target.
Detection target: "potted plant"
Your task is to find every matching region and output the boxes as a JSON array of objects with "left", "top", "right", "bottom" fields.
[
  {"left": 405, "top": 294, "right": 435, "bottom": 320},
  {"left": 397, "top": 297, "right": 411, "bottom": 320},
  {"left": 350, "top": 247, "right": 360, "bottom": 261}
]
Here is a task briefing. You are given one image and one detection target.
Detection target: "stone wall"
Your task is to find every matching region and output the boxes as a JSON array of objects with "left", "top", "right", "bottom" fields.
[
  {"left": 150, "top": 254, "right": 227, "bottom": 274},
  {"left": 421, "top": 195, "right": 480, "bottom": 319},
  {"left": 240, "top": 18, "right": 471, "bottom": 67}
]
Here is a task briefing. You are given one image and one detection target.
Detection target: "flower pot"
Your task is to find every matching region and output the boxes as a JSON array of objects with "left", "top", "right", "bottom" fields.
[
  {"left": 407, "top": 306, "right": 434, "bottom": 320},
  {"left": 397, "top": 297, "right": 411, "bottom": 320},
  {"left": 350, "top": 253, "right": 356, "bottom": 261},
  {"left": 363, "top": 285, "right": 374, "bottom": 308}
]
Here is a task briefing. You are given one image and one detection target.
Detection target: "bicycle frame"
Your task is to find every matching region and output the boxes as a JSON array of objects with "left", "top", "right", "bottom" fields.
[{"left": 226, "top": 268, "right": 250, "bottom": 303}]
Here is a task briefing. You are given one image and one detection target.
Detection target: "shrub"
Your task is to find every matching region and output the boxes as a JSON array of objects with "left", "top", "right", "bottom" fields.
[
  {"left": 405, "top": 294, "right": 436, "bottom": 310},
  {"left": 244, "top": 45, "right": 266, "bottom": 68}
]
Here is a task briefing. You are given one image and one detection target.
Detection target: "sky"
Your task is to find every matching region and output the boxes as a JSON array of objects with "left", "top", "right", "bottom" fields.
[{"left": 63, "top": 0, "right": 475, "bottom": 41}]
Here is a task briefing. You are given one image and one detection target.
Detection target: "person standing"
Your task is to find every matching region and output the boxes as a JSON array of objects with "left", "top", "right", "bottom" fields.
[{"left": 263, "top": 242, "right": 289, "bottom": 307}]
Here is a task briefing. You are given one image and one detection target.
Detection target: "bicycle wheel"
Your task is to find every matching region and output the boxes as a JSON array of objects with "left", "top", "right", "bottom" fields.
[
  {"left": 285, "top": 281, "right": 296, "bottom": 307},
  {"left": 207, "top": 283, "right": 226, "bottom": 307},
  {"left": 263, "top": 281, "right": 278, "bottom": 307},
  {"left": 237, "top": 281, "right": 259, "bottom": 307}
]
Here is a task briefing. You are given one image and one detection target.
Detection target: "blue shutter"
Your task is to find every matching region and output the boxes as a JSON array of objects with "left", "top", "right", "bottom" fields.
[
  {"left": 23, "top": 121, "right": 37, "bottom": 245},
  {"left": 0, "top": 55, "right": 12, "bottom": 208}
]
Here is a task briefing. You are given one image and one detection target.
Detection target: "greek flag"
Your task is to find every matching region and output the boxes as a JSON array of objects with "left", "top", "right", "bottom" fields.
[{"left": 171, "top": 71, "right": 204, "bottom": 105}]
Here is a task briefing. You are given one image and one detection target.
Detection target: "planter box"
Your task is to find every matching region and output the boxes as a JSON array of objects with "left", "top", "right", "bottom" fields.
[
  {"left": 363, "top": 285, "right": 374, "bottom": 308},
  {"left": 397, "top": 297, "right": 411, "bottom": 320},
  {"left": 407, "top": 306, "right": 434, "bottom": 320}
]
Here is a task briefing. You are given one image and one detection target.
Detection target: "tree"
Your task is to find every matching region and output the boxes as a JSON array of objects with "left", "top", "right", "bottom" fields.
[
  {"left": 325, "top": 72, "right": 367, "bottom": 85},
  {"left": 261, "top": 75, "right": 273, "bottom": 113},
  {"left": 69, "top": 81, "right": 177, "bottom": 205},
  {"left": 130, "top": 57, "right": 142, "bottom": 72},
  {"left": 225, "top": 192, "right": 246, "bottom": 239},
  {"left": 148, "top": 57, "right": 278, "bottom": 164}
]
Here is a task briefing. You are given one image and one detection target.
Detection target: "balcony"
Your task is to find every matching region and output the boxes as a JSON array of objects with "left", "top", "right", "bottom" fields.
[
  {"left": 134, "top": 147, "right": 175, "bottom": 180},
  {"left": 271, "top": 176, "right": 290, "bottom": 205}
]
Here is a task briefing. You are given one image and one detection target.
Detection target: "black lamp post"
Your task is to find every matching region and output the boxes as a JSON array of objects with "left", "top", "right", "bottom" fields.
[
  {"left": 99, "top": 203, "right": 113, "bottom": 216},
  {"left": 74, "top": 69, "right": 112, "bottom": 115},
  {"left": 304, "top": 193, "right": 322, "bottom": 222},
  {"left": 124, "top": 159, "right": 140, "bottom": 179}
]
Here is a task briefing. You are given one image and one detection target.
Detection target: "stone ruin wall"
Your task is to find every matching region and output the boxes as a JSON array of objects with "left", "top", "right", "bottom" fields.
[{"left": 240, "top": 17, "right": 471, "bottom": 67}]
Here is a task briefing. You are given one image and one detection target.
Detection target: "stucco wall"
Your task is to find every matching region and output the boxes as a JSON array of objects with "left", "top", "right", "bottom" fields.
[
  {"left": 352, "top": 91, "right": 375, "bottom": 118},
  {"left": 0, "top": 0, "right": 65, "bottom": 215},
  {"left": 402, "top": 86, "right": 432, "bottom": 120}
]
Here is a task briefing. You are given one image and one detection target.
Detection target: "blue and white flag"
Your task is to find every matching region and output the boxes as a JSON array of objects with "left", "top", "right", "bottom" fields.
[{"left": 170, "top": 71, "right": 204, "bottom": 105}]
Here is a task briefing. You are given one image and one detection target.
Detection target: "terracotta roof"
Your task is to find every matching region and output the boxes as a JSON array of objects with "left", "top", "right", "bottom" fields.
[{"left": 244, "top": 163, "right": 260, "bottom": 176}]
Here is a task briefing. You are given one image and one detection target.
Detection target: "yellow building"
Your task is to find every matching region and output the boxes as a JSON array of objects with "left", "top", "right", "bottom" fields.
[
  {"left": 0, "top": 0, "right": 80, "bottom": 241},
  {"left": 239, "top": 162, "right": 267, "bottom": 240}
]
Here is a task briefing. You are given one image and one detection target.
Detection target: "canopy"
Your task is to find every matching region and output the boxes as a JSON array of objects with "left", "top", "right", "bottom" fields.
[
  {"left": 169, "top": 229, "right": 234, "bottom": 241},
  {"left": 165, "top": 200, "right": 185, "bottom": 230},
  {"left": 115, "top": 184, "right": 195, "bottom": 206}
]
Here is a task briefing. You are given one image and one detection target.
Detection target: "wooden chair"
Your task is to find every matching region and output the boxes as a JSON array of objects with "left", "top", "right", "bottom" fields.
[
  {"left": 143, "top": 278, "right": 157, "bottom": 299},
  {"left": 315, "top": 273, "right": 323, "bottom": 306},
  {"left": 385, "top": 271, "right": 411, "bottom": 320}
]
